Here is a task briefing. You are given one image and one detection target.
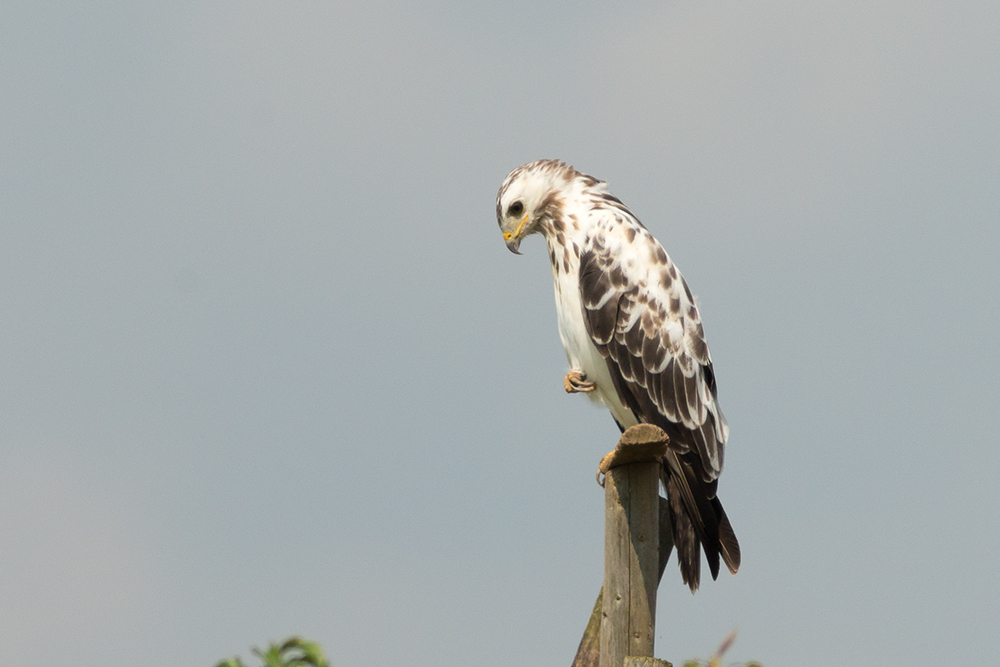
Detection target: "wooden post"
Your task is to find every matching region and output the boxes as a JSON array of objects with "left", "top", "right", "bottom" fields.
[
  {"left": 572, "top": 499, "right": 674, "bottom": 667},
  {"left": 599, "top": 425, "right": 669, "bottom": 667},
  {"left": 571, "top": 587, "right": 603, "bottom": 667}
]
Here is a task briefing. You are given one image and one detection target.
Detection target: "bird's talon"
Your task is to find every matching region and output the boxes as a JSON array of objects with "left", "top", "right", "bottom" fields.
[
  {"left": 564, "top": 369, "right": 596, "bottom": 394},
  {"left": 596, "top": 449, "right": 617, "bottom": 487}
]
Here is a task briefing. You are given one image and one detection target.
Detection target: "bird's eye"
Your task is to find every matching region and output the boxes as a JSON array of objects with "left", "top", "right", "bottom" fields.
[{"left": 508, "top": 200, "right": 524, "bottom": 218}]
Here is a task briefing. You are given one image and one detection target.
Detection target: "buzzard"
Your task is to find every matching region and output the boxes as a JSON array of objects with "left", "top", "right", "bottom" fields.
[{"left": 496, "top": 159, "right": 740, "bottom": 592}]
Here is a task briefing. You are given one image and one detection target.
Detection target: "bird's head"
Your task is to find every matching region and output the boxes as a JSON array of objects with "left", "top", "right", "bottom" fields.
[{"left": 496, "top": 159, "right": 574, "bottom": 254}]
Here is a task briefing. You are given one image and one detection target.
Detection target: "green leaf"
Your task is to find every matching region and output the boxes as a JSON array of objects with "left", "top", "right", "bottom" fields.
[{"left": 212, "top": 637, "right": 329, "bottom": 667}]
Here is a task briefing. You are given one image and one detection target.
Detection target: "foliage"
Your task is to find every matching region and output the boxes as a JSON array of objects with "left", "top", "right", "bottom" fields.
[
  {"left": 682, "top": 630, "right": 762, "bottom": 667},
  {"left": 213, "top": 637, "right": 329, "bottom": 667}
]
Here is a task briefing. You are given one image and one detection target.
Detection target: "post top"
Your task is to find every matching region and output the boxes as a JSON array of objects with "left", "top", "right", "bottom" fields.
[
  {"left": 597, "top": 425, "right": 670, "bottom": 483},
  {"left": 617, "top": 424, "right": 669, "bottom": 449}
]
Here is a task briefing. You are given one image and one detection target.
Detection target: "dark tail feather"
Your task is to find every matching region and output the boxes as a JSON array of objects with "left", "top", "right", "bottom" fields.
[
  {"left": 666, "top": 472, "right": 700, "bottom": 591},
  {"left": 714, "top": 498, "right": 741, "bottom": 575},
  {"left": 663, "top": 453, "right": 740, "bottom": 593}
]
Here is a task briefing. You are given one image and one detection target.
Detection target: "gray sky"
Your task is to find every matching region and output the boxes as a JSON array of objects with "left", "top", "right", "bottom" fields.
[{"left": 2, "top": 1, "right": 998, "bottom": 665}]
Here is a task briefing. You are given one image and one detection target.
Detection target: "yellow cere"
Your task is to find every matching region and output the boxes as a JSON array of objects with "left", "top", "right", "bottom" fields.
[{"left": 504, "top": 214, "right": 529, "bottom": 241}]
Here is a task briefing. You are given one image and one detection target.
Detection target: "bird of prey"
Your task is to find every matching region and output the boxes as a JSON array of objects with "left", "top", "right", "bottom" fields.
[{"left": 496, "top": 159, "right": 740, "bottom": 592}]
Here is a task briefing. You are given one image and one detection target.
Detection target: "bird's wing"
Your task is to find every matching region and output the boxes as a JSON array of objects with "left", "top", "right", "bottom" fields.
[{"left": 577, "top": 209, "right": 728, "bottom": 482}]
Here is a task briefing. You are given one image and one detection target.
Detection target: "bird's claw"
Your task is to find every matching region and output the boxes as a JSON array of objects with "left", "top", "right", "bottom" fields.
[
  {"left": 596, "top": 449, "right": 617, "bottom": 487},
  {"left": 564, "top": 369, "right": 596, "bottom": 394}
]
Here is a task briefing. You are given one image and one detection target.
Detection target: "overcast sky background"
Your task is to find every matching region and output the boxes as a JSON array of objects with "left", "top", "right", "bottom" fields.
[{"left": 2, "top": 1, "right": 998, "bottom": 666}]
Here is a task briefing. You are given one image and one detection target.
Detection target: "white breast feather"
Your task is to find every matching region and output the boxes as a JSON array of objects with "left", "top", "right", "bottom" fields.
[{"left": 548, "top": 209, "right": 642, "bottom": 430}]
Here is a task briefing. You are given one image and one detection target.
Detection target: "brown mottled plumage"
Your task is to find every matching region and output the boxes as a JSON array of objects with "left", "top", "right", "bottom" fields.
[{"left": 496, "top": 159, "right": 740, "bottom": 592}]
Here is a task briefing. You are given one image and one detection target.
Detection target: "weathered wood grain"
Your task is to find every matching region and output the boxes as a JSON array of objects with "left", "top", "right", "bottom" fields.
[
  {"left": 573, "top": 499, "right": 673, "bottom": 667},
  {"left": 599, "top": 425, "right": 668, "bottom": 667}
]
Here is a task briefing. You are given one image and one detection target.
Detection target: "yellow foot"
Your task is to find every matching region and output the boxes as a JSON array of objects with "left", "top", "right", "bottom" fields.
[
  {"left": 596, "top": 449, "right": 617, "bottom": 486},
  {"left": 595, "top": 424, "right": 670, "bottom": 486},
  {"left": 564, "top": 369, "right": 596, "bottom": 394}
]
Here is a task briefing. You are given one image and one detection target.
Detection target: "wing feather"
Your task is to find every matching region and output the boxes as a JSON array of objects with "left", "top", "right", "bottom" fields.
[
  {"left": 579, "top": 250, "right": 618, "bottom": 345},
  {"left": 578, "top": 216, "right": 726, "bottom": 480}
]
